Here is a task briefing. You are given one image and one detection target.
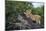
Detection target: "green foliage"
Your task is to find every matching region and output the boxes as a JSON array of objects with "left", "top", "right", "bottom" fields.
[
  {"left": 32, "top": 6, "right": 44, "bottom": 16},
  {"left": 6, "top": 1, "right": 33, "bottom": 16}
]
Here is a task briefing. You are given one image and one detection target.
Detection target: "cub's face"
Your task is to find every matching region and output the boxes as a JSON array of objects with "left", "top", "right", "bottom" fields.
[
  {"left": 24, "top": 12, "right": 31, "bottom": 18},
  {"left": 24, "top": 10, "right": 32, "bottom": 18},
  {"left": 24, "top": 12, "right": 28, "bottom": 17}
]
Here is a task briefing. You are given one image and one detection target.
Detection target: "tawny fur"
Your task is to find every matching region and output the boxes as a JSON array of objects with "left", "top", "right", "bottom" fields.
[{"left": 24, "top": 10, "right": 41, "bottom": 24}]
